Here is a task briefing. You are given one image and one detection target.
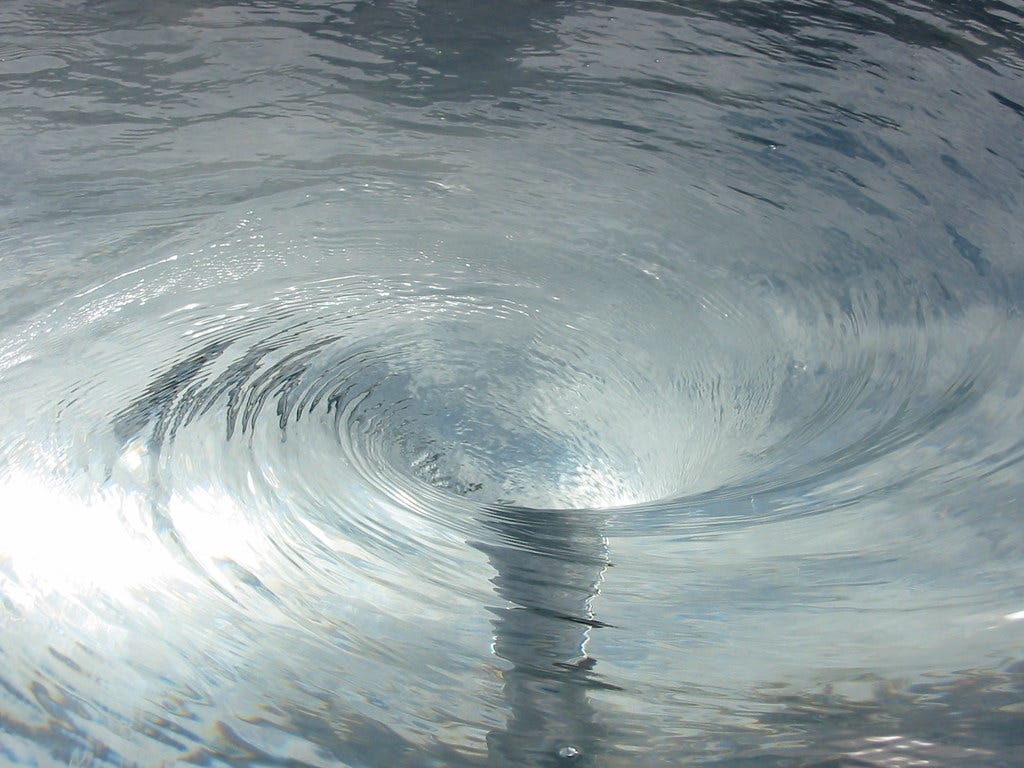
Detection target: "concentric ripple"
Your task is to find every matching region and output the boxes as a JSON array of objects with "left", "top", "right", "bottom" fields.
[
  {"left": 25, "top": 227, "right": 785, "bottom": 525},
  {"left": 3, "top": 203, "right": 1020, "bottom": 569},
  {"left": 2, "top": 197, "right": 1023, "bottom": 768}
]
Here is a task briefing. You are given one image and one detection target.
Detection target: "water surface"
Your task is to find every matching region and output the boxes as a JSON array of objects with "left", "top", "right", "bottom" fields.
[{"left": 1, "top": 1, "right": 1023, "bottom": 766}]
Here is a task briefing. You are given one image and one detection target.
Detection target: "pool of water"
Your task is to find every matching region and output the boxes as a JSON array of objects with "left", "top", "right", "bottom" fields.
[{"left": 1, "top": 1, "right": 1023, "bottom": 766}]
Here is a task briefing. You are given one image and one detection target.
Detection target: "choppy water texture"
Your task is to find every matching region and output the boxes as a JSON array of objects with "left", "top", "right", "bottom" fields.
[{"left": 1, "top": 1, "right": 1023, "bottom": 766}]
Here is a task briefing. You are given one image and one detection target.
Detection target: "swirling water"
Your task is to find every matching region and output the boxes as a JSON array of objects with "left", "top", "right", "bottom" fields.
[{"left": 1, "top": 0, "right": 1023, "bottom": 765}]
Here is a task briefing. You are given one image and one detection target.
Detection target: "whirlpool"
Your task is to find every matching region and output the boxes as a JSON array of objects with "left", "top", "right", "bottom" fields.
[{"left": 1, "top": 1, "right": 1022, "bottom": 766}]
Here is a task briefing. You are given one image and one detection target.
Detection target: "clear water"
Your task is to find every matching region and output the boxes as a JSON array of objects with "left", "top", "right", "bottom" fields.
[{"left": 1, "top": 1, "right": 1023, "bottom": 766}]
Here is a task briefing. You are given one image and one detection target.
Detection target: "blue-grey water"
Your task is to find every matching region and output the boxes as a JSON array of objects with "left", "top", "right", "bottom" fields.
[{"left": 1, "top": 1, "right": 1023, "bottom": 766}]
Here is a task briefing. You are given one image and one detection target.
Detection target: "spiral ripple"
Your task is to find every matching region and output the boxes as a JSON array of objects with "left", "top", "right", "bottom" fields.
[
  {"left": 3, "top": 208, "right": 1018, "bottom": 566},
  {"left": 1, "top": 0, "right": 1023, "bottom": 763},
  {"left": 0, "top": 202, "right": 1020, "bottom": 768}
]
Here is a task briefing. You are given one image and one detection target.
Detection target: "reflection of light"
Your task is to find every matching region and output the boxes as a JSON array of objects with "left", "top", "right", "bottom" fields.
[
  {"left": 0, "top": 462, "right": 287, "bottom": 615},
  {"left": 557, "top": 462, "right": 643, "bottom": 509},
  {"left": 1006, "top": 610, "right": 1024, "bottom": 621},
  {"left": 169, "top": 484, "right": 258, "bottom": 562},
  {"left": 165, "top": 482, "right": 283, "bottom": 597},
  {"left": 0, "top": 466, "right": 177, "bottom": 604}
]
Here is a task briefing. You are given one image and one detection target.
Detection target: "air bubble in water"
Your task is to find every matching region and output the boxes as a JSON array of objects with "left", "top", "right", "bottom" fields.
[{"left": 557, "top": 745, "right": 581, "bottom": 760}]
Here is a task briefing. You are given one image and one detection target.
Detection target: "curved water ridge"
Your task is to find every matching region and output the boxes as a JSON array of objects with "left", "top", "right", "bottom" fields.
[
  {"left": 1, "top": 0, "right": 1023, "bottom": 766},
  {"left": 8, "top": 207, "right": 1020, "bottom": 525}
]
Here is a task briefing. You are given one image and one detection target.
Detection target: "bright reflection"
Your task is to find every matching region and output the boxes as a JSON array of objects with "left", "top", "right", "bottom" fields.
[
  {"left": 0, "top": 457, "right": 280, "bottom": 610},
  {"left": 168, "top": 483, "right": 263, "bottom": 563},
  {"left": 0, "top": 466, "right": 176, "bottom": 602},
  {"left": 556, "top": 462, "right": 643, "bottom": 509}
]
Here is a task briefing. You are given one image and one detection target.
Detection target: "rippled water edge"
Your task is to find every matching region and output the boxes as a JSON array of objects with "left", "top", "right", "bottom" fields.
[
  {"left": 1, "top": 204, "right": 1021, "bottom": 767},
  {"left": 1, "top": 0, "right": 1024, "bottom": 765}
]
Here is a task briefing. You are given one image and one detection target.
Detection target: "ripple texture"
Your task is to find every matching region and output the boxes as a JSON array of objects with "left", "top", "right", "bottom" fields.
[{"left": 1, "top": 0, "right": 1023, "bottom": 766}]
